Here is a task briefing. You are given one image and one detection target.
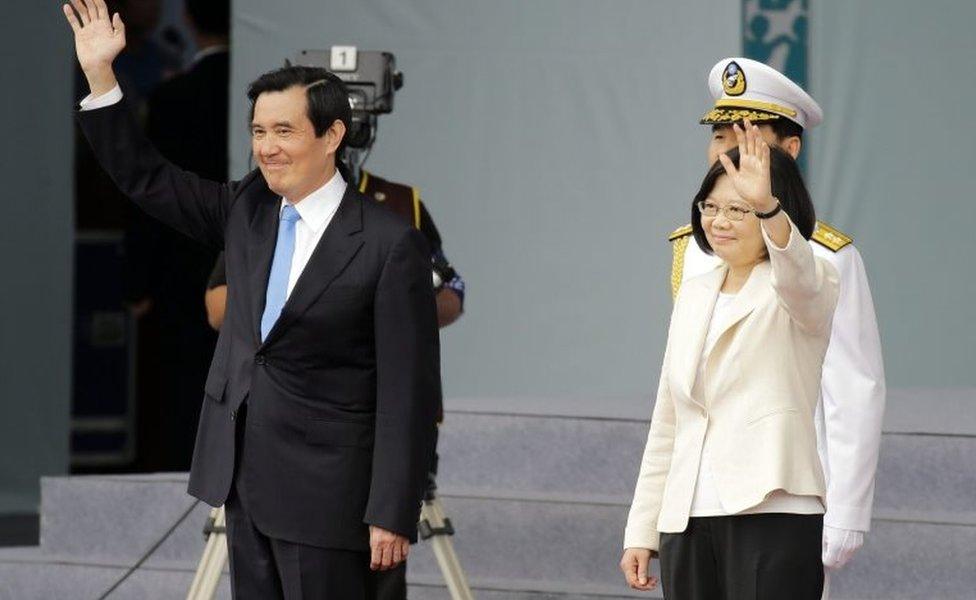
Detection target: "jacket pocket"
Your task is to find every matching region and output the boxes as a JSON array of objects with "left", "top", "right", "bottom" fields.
[
  {"left": 747, "top": 405, "right": 798, "bottom": 426},
  {"left": 304, "top": 419, "right": 374, "bottom": 449}
]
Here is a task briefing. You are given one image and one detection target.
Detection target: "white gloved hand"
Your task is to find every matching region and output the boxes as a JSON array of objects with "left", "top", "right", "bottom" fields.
[{"left": 822, "top": 525, "right": 864, "bottom": 569}]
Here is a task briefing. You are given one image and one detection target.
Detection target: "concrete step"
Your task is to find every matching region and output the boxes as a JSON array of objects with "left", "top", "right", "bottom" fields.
[
  {"left": 0, "top": 547, "right": 648, "bottom": 599},
  {"left": 409, "top": 494, "right": 976, "bottom": 600},
  {"left": 22, "top": 476, "right": 976, "bottom": 599},
  {"left": 408, "top": 575, "right": 656, "bottom": 599},
  {"left": 36, "top": 414, "right": 976, "bottom": 558},
  {"left": 435, "top": 412, "right": 976, "bottom": 517},
  {"left": 37, "top": 423, "right": 974, "bottom": 562},
  {"left": 827, "top": 519, "right": 976, "bottom": 600},
  {"left": 872, "top": 433, "right": 976, "bottom": 517},
  {"left": 444, "top": 389, "right": 976, "bottom": 437},
  {"left": 0, "top": 561, "right": 645, "bottom": 600},
  {"left": 0, "top": 556, "right": 231, "bottom": 600},
  {"left": 6, "top": 408, "right": 973, "bottom": 598},
  {"left": 38, "top": 474, "right": 214, "bottom": 568}
]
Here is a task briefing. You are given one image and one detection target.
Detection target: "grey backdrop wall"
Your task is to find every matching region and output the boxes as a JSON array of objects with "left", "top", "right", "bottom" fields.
[
  {"left": 0, "top": 5, "right": 73, "bottom": 513},
  {"left": 230, "top": 1, "right": 976, "bottom": 414},
  {"left": 807, "top": 0, "right": 976, "bottom": 389},
  {"left": 231, "top": 0, "right": 742, "bottom": 406},
  {"left": 2, "top": 0, "right": 969, "bottom": 525}
]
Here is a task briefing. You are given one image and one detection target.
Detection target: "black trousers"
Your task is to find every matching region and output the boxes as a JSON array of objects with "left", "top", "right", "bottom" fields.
[
  {"left": 370, "top": 422, "right": 442, "bottom": 600},
  {"left": 225, "top": 404, "right": 380, "bottom": 600},
  {"left": 371, "top": 563, "right": 407, "bottom": 599},
  {"left": 659, "top": 513, "right": 824, "bottom": 600}
]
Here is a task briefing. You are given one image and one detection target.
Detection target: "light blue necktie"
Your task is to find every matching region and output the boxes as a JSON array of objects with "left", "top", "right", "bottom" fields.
[{"left": 260, "top": 204, "right": 301, "bottom": 341}]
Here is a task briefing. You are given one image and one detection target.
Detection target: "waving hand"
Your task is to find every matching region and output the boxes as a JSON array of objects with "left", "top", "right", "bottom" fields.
[
  {"left": 62, "top": 0, "right": 125, "bottom": 97},
  {"left": 717, "top": 118, "right": 776, "bottom": 214}
]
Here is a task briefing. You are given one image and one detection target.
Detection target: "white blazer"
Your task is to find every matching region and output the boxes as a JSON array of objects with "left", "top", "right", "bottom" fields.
[
  {"left": 625, "top": 220, "right": 840, "bottom": 551},
  {"left": 680, "top": 227, "right": 886, "bottom": 532}
]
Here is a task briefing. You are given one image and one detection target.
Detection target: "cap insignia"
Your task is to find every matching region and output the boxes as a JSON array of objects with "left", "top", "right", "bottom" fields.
[{"left": 722, "top": 61, "right": 746, "bottom": 96}]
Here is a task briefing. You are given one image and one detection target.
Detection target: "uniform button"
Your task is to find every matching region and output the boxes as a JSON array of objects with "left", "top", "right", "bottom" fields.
[
  {"left": 255, "top": 355, "right": 266, "bottom": 365},
  {"left": 230, "top": 409, "right": 237, "bottom": 421}
]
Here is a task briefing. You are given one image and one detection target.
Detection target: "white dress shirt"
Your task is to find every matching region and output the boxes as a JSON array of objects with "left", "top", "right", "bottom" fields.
[
  {"left": 79, "top": 84, "right": 124, "bottom": 110},
  {"left": 279, "top": 174, "right": 346, "bottom": 298}
]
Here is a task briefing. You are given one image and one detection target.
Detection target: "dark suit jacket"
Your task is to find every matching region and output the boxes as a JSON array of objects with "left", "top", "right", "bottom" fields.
[{"left": 76, "top": 99, "right": 441, "bottom": 551}]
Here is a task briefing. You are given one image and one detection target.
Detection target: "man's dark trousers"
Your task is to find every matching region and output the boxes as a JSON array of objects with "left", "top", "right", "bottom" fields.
[{"left": 226, "top": 405, "right": 382, "bottom": 599}]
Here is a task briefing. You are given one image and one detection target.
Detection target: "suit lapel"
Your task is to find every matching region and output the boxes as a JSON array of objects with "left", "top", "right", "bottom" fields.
[
  {"left": 259, "top": 188, "right": 365, "bottom": 348},
  {"left": 672, "top": 260, "right": 771, "bottom": 402},
  {"left": 247, "top": 186, "right": 282, "bottom": 345},
  {"left": 674, "top": 266, "right": 724, "bottom": 402},
  {"left": 706, "top": 261, "right": 769, "bottom": 352},
  {"left": 692, "top": 261, "right": 770, "bottom": 407}
]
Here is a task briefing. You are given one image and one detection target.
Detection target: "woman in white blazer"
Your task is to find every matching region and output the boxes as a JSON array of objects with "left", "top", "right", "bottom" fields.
[{"left": 620, "top": 121, "right": 839, "bottom": 599}]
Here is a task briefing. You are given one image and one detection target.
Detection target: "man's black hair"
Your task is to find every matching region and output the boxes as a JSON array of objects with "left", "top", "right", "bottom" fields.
[
  {"left": 766, "top": 117, "right": 804, "bottom": 141},
  {"left": 712, "top": 117, "right": 804, "bottom": 141},
  {"left": 691, "top": 145, "right": 816, "bottom": 254},
  {"left": 247, "top": 66, "right": 351, "bottom": 138}
]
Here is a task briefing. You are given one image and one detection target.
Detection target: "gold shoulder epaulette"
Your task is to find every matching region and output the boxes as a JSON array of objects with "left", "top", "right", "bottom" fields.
[
  {"left": 811, "top": 220, "right": 853, "bottom": 252},
  {"left": 358, "top": 170, "right": 422, "bottom": 229},
  {"left": 669, "top": 224, "right": 693, "bottom": 300},
  {"left": 668, "top": 224, "right": 693, "bottom": 241}
]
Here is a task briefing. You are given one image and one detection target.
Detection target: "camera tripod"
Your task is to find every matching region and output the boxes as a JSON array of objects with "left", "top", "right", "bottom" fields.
[{"left": 187, "top": 476, "right": 474, "bottom": 600}]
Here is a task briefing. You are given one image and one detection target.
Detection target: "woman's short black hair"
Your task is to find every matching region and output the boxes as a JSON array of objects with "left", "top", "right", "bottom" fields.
[
  {"left": 691, "top": 146, "right": 816, "bottom": 254},
  {"left": 246, "top": 66, "right": 351, "bottom": 138}
]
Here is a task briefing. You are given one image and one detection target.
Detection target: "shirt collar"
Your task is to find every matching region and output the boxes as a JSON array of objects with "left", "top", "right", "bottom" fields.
[{"left": 281, "top": 170, "right": 347, "bottom": 233}]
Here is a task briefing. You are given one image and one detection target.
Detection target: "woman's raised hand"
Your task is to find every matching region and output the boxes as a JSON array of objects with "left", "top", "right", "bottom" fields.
[{"left": 717, "top": 118, "right": 776, "bottom": 213}]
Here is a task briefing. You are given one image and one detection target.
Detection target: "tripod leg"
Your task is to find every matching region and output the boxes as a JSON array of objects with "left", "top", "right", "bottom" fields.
[
  {"left": 430, "top": 499, "right": 474, "bottom": 600},
  {"left": 187, "top": 508, "right": 219, "bottom": 599},
  {"left": 187, "top": 506, "right": 228, "bottom": 600},
  {"left": 420, "top": 499, "right": 474, "bottom": 600},
  {"left": 198, "top": 527, "right": 228, "bottom": 600}
]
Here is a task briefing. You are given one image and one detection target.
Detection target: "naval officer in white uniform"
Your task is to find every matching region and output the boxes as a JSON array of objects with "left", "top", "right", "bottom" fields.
[{"left": 667, "top": 57, "right": 886, "bottom": 594}]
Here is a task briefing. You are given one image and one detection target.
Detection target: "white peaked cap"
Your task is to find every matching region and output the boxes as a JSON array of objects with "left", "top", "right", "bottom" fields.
[{"left": 700, "top": 57, "right": 823, "bottom": 130}]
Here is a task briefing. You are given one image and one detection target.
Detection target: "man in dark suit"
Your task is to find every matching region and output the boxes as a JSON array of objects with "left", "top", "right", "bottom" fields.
[{"left": 64, "top": 1, "right": 440, "bottom": 597}]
